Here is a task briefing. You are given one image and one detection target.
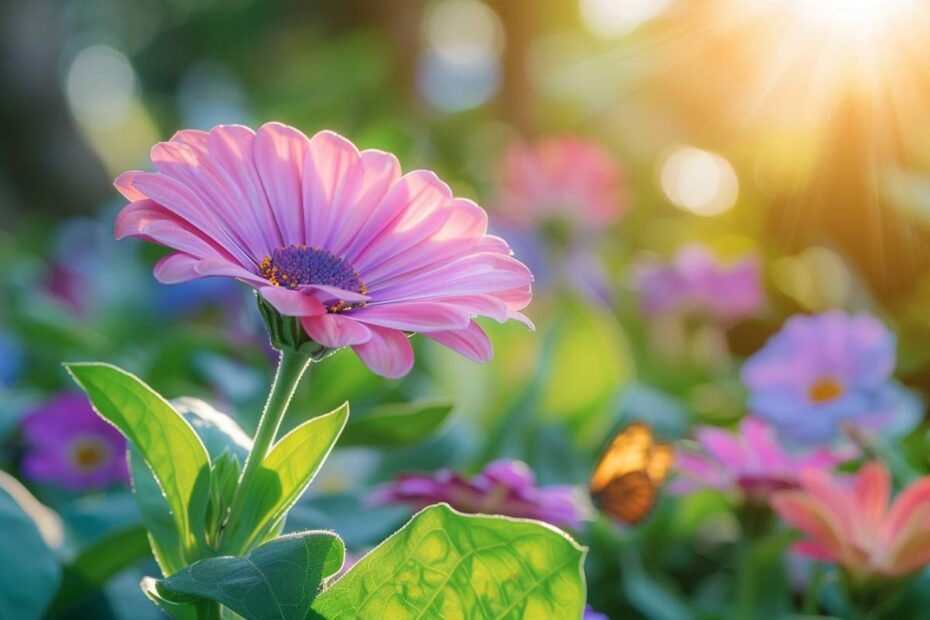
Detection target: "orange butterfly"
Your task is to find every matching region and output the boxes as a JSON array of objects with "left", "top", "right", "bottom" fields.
[{"left": 589, "top": 423, "right": 674, "bottom": 525}]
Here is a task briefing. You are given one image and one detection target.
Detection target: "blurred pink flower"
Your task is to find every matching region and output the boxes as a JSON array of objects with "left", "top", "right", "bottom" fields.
[
  {"left": 21, "top": 393, "right": 129, "bottom": 491},
  {"left": 671, "top": 416, "right": 853, "bottom": 501},
  {"left": 369, "top": 459, "right": 584, "bottom": 529},
  {"left": 634, "top": 245, "right": 763, "bottom": 324},
  {"left": 772, "top": 461, "right": 930, "bottom": 579},
  {"left": 114, "top": 123, "right": 533, "bottom": 378},
  {"left": 497, "top": 135, "right": 626, "bottom": 230}
]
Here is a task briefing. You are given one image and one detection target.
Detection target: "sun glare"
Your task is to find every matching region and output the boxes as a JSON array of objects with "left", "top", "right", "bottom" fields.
[{"left": 791, "top": 0, "right": 917, "bottom": 40}]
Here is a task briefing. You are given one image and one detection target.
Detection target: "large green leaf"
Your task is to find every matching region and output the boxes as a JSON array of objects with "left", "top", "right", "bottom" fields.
[
  {"left": 153, "top": 531, "right": 345, "bottom": 620},
  {"left": 66, "top": 363, "right": 212, "bottom": 566},
  {"left": 130, "top": 447, "right": 185, "bottom": 575},
  {"left": 311, "top": 503, "right": 587, "bottom": 619},
  {"left": 339, "top": 400, "right": 453, "bottom": 447},
  {"left": 220, "top": 403, "right": 349, "bottom": 554},
  {"left": 0, "top": 480, "right": 61, "bottom": 619}
]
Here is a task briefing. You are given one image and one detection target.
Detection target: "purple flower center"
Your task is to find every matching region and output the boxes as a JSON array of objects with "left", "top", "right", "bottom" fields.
[
  {"left": 69, "top": 436, "right": 111, "bottom": 472},
  {"left": 259, "top": 245, "right": 367, "bottom": 297}
]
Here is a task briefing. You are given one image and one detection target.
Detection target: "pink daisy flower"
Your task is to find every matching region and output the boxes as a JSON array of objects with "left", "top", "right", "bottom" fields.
[
  {"left": 114, "top": 123, "right": 533, "bottom": 378},
  {"left": 773, "top": 461, "right": 930, "bottom": 579},
  {"left": 497, "top": 135, "right": 626, "bottom": 230},
  {"left": 671, "top": 416, "right": 854, "bottom": 502}
]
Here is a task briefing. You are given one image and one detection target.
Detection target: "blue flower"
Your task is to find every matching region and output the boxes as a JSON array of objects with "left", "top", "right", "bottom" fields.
[{"left": 742, "top": 311, "right": 902, "bottom": 444}]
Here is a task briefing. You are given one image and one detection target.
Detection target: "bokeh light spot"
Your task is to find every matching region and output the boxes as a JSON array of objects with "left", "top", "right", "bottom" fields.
[
  {"left": 660, "top": 146, "right": 739, "bottom": 216},
  {"left": 65, "top": 45, "right": 137, "bottom": 130},
  {"left": 579, "top": 0, "right": 674, "bottom": 38},
  {"left": 417, "top": 0, "right": 504, "bottom": 112}
]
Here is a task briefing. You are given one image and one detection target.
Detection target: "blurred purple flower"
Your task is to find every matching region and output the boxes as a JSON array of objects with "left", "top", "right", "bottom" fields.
[
  {"left": 742, "top": 311, "right": 906, "bottom": 444},
  {"left": 583, "top": 605, "right": 609, "bottom": 620},
  {"left": 634, "top": 245, "right": 763, "bottom": 324},
  {"left": 21, "top": 393, "right": 129, "bottom": 491},
  {"left": 369, "top": 459, "right": 584, "bottom": 529},
  {"left": 670, "top": 416, "right": 854, "bottom": 502}
]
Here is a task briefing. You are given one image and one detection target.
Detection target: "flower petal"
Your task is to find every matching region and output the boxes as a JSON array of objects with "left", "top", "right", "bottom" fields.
[
  {"left": 424, "top": 321, "right": 493, "bottom": 364},
  {"left": 301, "top": 313, "right": 372, "bottom": 348},
  {"left": 303, "top": 130, "right": 363, "bottom": 249},
  {"left": 260, "top": 287, "right": 326, "bottom": 317},
  {"left": 351, "top": 326, "right": 414, "bottom": 379},
  {"left": 349, "top": 302, "right": 471, "bottom": 332},
  {"left": 254, "top": 122, "right": 310, "bottom": 245}
]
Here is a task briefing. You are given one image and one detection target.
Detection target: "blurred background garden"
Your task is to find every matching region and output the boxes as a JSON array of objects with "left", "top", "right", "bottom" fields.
[{"left": 5, "top": 0, "right": 930, "bottom": 618}]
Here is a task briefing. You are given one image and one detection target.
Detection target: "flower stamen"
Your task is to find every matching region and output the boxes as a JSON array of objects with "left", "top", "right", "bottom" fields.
[
  {"left": 809, "top": 377, "right": 844, "bottom": 403},
  {"left": 259, "top": 244, "right": 367, "bottom": 312}
]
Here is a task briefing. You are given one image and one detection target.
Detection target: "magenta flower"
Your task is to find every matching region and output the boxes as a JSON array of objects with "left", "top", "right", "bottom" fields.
[
  {"left": 742, "top": 311, "right": 904, "bottom": 444},
  {"left": 634, "top": 245, "right": 763, "bottom": 324},
  {"left": 114, "top": 123, "right": 533, "bottom": 378},
  {"left": 583, "top": 605, "right": 609, "bottom": 620},
  {"left": 497, "top": 135, "right": 626, "bottom": 230},
  {"left": 21, "top": 393, "right": 129, "bottom": 491},
  {"left": 670, "top": 416, "right": 854, "bottom": 502},
  {"left": 772, "top": 461, "right": 930, "bottom": 579},
  {"left": 369, "top": 459, "right": 584, "bottom": 529}
]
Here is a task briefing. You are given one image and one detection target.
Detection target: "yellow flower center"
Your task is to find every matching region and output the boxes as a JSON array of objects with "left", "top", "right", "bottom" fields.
[{"left": 808, "top": 377, "right": 844, "bottom": 403}]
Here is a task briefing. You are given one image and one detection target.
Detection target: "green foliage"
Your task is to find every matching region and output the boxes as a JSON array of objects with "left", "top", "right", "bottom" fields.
[
  {"left": 67, "top": 363, "right": 212, "bottom": 571},
  {"left": 151, "top": 531, "right": 345, "bottom": 620},
  {"left": 339, "top": 400, "right": 453, "bottom": 447},
  {"left": 220, "top": 403, "right": 349, "bottom": 555},
  {"left": 311, "top": 503, "right": 587, "bottom": 619},
  {"left": 0, "top": 483, "right": 61, "bottom": 619},
  {"left": 49, "top": 525, "right": 151, "bottom": 616}
]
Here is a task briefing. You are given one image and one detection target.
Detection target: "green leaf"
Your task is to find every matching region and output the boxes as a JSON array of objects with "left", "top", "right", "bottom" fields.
[
  {"left": 339, "top": 400, "right": 453, "bottom": 447},
  {"left": 220, "top": 403, "right": 349, "bottom": 554},
  {"left": 66, "top": 362, "right": 212, "bottom": 568},
  {"left": 141, "top": 577, "right": 199, "bottom": 620},
  {"left": 130, "top": 447, "right": 185, "bottom": 576},
  {"left": 311, "top": 503, "right": 587, "bottom": 619},
  {"left": 154, "top": 531, "right": 345, "bottom": 620},
  {"left": 0, "top": 477, "right": 61, "bottom": 619},
  {"left": 173, "top": 397, "right": 252, "bottom": 462},
  {"left": 205, "top": 449, "right": 241, "bottom": 549},
  {"left": 48, "top": 525, "right": 151, "bottom": 616}
]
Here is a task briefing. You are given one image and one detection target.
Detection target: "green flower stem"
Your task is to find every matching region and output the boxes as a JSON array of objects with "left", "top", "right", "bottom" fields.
[
  {"left": 226, "top": 348, "right": 311, "bottom": 547},
  {"left": 801, "top": 562, "right": 823, "bottom": 615}
]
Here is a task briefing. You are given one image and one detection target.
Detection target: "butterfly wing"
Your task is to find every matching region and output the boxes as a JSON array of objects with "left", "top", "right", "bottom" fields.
[
  {"left": 645, "top": 443, "right": 674, "bottom": 485},
  {"left": 589, "top": 423, "right": 654, "bottom": 493},
  {"left": 591, "top": 470, "right": 657, "bottom": 526}
]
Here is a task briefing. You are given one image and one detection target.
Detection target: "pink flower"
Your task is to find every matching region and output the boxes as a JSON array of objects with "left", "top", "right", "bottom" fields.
[
  {"left": 114, "top": 123, "right": 533, "bottom": 378},
  {"left": 671, "top": 416, "right": 853, "bottom": 501},
  {"left": 497, "top": 135, "right": 626, "bottom": 230},
  {"left": 369, "top": 459, "right": 584, "bottom": 529},
  {"left": 772, "top": 461, "right": 930, "bottom": 579},
  {"left": 634, "top": 245, "right": 763, "bottom": 324}
]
